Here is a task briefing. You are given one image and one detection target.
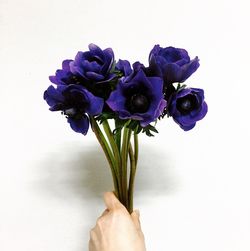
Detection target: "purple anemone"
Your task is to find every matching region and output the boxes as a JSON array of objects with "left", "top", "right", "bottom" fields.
[
  {"left": 168, "top": 88, "right": 208, "bottom": 131},
  {"left": 106, "top": 69, "right": 167, "bottom": 127},
  {"left": 148, "top": 45, "right": 200, "bottom": 86},
  {"left": 70, "top": 43, "right": 115, "bottom": 83},
  {"left": 43, "top": 84, "right": 104, "bottom": 134}
]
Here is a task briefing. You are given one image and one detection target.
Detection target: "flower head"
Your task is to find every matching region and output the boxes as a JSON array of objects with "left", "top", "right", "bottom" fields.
[
  {"left": 115, "top": 59, "right": 133, "bottom": 77},
  {"left": 168, "top": 88, "right": 207, "bottom": 131},
  {"left": 107, "top": 70, "right": 166, "bottom": 127},
  {"left": 43, "top": 84, "right": 104, "bottom": 134},
  {"left": 149, "top": 45, "right": 200, "bottom": 86},
  {"left": 70, "top": 43, "right": 115, "bottom": 83}
]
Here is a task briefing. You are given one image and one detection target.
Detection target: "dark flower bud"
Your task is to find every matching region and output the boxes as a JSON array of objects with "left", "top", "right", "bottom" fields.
[
  {"left": 128, "top": 94, "right": 150, "bottom": 113},
  {"left": 176, "top": 94, "right": 198, "bottom": 115}
]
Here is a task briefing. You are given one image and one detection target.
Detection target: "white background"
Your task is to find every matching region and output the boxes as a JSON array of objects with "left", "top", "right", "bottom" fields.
[{"left": 0, "top": 0, "right": 250, "bottom": 250}]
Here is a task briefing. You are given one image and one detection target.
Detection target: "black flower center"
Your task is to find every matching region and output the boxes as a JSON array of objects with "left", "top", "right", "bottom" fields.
[
  {"left": 127, "top": 94, "right": 150, "bottom": 113},
  {"left": 176, "top": 94, "right": 198, "bottom": 114}
]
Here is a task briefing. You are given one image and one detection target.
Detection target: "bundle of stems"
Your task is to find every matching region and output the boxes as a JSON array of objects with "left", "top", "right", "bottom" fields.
[{"left": 90, "top": 117, "right": 138, "bottom": 213}]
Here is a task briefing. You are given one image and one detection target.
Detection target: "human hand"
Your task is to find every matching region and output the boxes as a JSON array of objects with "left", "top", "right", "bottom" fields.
[{"left": 89, "top": 192, "right": 146, "bottom": 251}]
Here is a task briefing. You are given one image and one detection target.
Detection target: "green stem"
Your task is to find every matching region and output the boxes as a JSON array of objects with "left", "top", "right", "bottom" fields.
[
  {"left": 128, "top": 142, "right": 136, "bottom": 213},
  {"left": 102, "top": 120, "right": 123, "bottom": 203},
  {"left": 121, "top": 126, "right": 132, "bottom": 209},
  {"left": 114, "top": 120, "right": 121, "bottom": 151},
  {"left": 90, "top": 117, "right": 119, "bottom": 197},
  {"left": 134, "top": 133, "right": 139, "bottom": 167}
]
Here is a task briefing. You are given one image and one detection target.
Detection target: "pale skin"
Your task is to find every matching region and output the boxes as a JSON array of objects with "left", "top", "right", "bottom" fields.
[{"left": 89, "top": 192, "right": 147, "bottom": 251}]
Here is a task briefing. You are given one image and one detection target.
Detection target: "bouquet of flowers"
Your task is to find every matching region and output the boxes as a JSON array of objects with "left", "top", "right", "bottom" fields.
[{"left": 44, "top": 43, "right": 207, "bottom": 213}]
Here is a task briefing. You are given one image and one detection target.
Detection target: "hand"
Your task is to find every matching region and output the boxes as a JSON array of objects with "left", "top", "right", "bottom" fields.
[{"left": 89, "top": 192, "right": 146, "bottom": 251}]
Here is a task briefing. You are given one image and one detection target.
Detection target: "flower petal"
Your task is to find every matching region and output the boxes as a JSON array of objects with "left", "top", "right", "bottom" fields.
[
  {"left": 84, "top": 91, "right": 104, "bottom": 115},
  {"left": 62, "top": 60, "right": 73, "bottom": 71},
  {"left": 85, "top": 71, "right": 104, "bottom": 81},
  {"left": 180, "top": 57, "right": 200, "bottom": 82},
  {"left": 43, "top": 85, "right": 65, "bottom": 108},
  {"left": 163, "top": 63, "right": 183, "bottom": 85},
  {"left": 82, "top": 60, "right": 101, "bottom": 72},
  {"left": 67, "top": 116, "right": 89, "bottom": 135},
  {"left": 88, "top": 43, "right": 105, "bottom": 58}
]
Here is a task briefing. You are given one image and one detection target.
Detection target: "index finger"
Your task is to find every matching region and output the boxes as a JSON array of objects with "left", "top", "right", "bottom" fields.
[{"left": 103, "top": 192, "right": 126, "bottom": 211}]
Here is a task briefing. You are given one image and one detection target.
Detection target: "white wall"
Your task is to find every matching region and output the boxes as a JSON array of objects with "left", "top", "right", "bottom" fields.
[{"left": 0, "top": 0, "right": 249, "bottom": 250}]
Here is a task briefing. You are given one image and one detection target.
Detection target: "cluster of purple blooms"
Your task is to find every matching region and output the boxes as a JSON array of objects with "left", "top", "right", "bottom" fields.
[{"left": 44, "top": 44, "right": 207, "bottom": 135}]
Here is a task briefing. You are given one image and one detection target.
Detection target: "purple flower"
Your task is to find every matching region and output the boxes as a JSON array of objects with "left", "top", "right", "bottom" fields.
[
  {"left": 149, "top": 45, "right": 200, "bottom": 85},
  {"left": 43, "top": 84, "right": 104, "bottom": 134},
  {"left": 106, "top": 70, "right": 167, "bottom": 127},
  {"left": 169, "top": 88, "right": 208, "bottom": 131},
  {"left": 115, "top": 59, "right": 132, "bottom": 77},
  {"left": 70, "top": 43, "right": 115, "bottom": 83},
  {"left": 120, "top": 61, "right": 147, "bottom": 82},
  {"left": 49, "top": 60, "right": 81, "bottom": 86}
]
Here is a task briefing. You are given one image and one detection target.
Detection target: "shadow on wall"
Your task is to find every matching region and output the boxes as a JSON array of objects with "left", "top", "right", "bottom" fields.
[{"left": 35, "top": 141, "right": 178, "bottom": 204}]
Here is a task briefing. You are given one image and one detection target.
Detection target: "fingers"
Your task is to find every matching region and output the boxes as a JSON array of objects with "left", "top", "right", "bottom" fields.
[
  {"left": 103, "top": 192, "right": 125, "bottom": 211},
  {"left": 131, "top": 209, "right": 141, "bottom": 230}
]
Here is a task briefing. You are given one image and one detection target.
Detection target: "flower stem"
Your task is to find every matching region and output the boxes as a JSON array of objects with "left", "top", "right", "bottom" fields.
[
  {"left": 121, "top": 126, "right": 132, "bottom": 209},
  {"left": 102, "top": 120, "right": 123, "bottom": 203},
  {"left": 114, "top": 119, "right": 121, "bottom": 151},
  {"left": 134, "top": 133, "right": 139, "bottom": 166},
  {"left": 90, "top": 117, "right": 120, "bottom": 198},
  {"left": 128, "top": 142, "right": 136, "bottom": 213},
  {"left": 91, "top": 117, "right": 138, "bottom": 212}
]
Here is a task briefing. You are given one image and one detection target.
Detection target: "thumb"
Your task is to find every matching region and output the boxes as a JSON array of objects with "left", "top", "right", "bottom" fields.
[
  {"left": 131, "top": 209, "right": 141, "bottom": 230},
  {"left": 103, "top": 192, "right": 124, "bottom": 211}
]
